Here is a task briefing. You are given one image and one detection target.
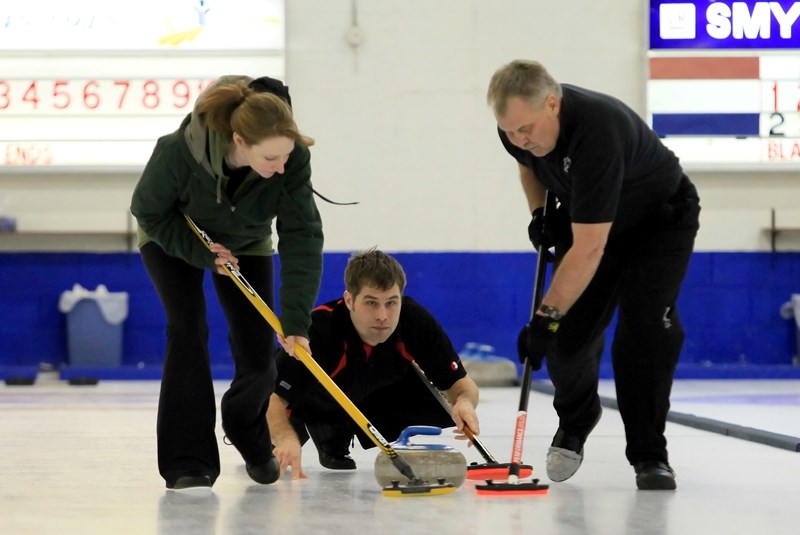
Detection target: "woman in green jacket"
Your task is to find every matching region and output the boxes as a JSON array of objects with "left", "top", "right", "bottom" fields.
[{"left": 130, "top": 75, "right": 323, "bottom": 492}]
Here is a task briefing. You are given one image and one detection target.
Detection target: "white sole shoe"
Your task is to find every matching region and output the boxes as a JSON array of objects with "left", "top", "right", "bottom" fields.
[
  {"left": 546, "top": 446, "right": 584, "bottom": 482},
  {"left": 166, "top": 475, "right": 213, "bottom": 494}
]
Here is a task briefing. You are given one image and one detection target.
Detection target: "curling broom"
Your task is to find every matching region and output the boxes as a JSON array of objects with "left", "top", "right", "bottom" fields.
[{"left": 475, "top": 193, "right": 556, "bottom": 497}]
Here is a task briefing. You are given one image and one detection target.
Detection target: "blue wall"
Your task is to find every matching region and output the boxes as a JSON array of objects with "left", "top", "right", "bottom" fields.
[{"left": 1, "top": 251, "right": 798, "bottom": 379}]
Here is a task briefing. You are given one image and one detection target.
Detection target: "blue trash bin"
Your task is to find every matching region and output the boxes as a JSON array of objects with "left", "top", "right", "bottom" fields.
[{"left": 59, "top": 284, "right": 128, "bottom": 367}]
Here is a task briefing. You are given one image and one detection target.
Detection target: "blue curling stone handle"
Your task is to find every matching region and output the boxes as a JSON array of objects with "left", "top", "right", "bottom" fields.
[{"left": 395, "top": 425, "right": 450, "bottom": 450}]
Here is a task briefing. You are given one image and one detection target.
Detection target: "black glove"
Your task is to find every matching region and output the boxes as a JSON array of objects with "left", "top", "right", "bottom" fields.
[
  {"left": 527, "top": 207, "right": 555, "bottom": 261},
  {"left": 516, "top": 315, "right": 560, "bottom": 370},
  {"left": 527, "top": 207, "right": 546, "bottom": 249},
  {"left": 527, "top": 203, "right": 574, "bottom": 261}
]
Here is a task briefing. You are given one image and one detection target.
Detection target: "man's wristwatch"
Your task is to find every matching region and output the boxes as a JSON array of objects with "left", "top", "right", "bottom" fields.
[{"left": 538, "top": 304, "right": 564, "bottom": 321}]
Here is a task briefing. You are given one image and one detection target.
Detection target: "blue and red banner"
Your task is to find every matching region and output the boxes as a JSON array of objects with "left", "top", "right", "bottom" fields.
[{"left": 650, "top": 0, "right": 800, "bottom": 49}]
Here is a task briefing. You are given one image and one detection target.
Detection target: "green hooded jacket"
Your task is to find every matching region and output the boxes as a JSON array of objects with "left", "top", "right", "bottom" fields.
[{"left": 130, "top": 75, "right": 323, "bottom": 337}]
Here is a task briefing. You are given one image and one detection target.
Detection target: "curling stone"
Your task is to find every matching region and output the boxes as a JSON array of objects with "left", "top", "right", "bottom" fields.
[
  {"left": 374, "top": 426, "right": 467, "bottom": 488},
  {"left": 459, "top": 343, "right": 518, "bottom": 387}
]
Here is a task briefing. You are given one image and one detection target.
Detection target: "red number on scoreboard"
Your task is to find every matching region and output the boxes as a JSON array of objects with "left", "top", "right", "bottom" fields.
[
  {"left": 114, "top": 80, "right": 130, "bottom": 109},
  {"left": 142, "top": 80, "right": 160, "bottom": 109},
  {"left": 0, "top": 81, "right": 9, "bottom": 109},
  {"left": 53, "top": 80, "right": 71, "bottom": 109},
  {"left": 83, "top": 81, "right": 100, "bottom": 109},
  {"left": 22, "top": 82, "right": 39, "bottom": 109},
  {"left": 173, "top": 80, "right": 190, "bottom": 108}
]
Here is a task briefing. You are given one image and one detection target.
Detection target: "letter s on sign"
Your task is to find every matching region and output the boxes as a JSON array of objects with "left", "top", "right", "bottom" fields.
[{"left": 706, "top": 2, "right": 732, "bottom": 39}]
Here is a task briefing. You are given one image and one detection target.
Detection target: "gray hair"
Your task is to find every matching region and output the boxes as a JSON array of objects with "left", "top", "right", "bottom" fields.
[{"left": 487, "top": 60, "right": 562, "bottom": 117}]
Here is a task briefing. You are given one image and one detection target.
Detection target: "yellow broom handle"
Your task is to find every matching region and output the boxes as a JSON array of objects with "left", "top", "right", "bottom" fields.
[{"left": 183, "top": 214, "right": 403, "bottom": 459}]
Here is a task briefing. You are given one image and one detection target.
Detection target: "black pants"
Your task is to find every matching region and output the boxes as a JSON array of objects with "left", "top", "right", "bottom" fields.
[
  {"left": 140, "top": 242, "right": 277, "bottom": 486},
  {"left": 547, "top": 180, "right": 700, "bottom": 465},
  {"left": 290, "top": 368, "right": 454, "bottom": 450}
]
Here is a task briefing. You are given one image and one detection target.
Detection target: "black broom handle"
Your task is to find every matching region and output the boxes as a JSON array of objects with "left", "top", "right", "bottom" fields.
[
  {"left": 518, "top": 191, "right": 554, "bottom": 412},
  {"left": 409, "top": 360, "right": 499, "bottom": 464},
  {"left": 507, "top": 191, "right": 555, "bottom": 483}
]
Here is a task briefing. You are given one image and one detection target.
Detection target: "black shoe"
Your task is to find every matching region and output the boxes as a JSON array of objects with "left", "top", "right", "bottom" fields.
[
  {"left": 166, "top": 474, "right": 212, "bottom": 492},
  {"left": 318, "top": 449, "right": 357, "bottom": 470},
  {"left": 306, "top": 421, "right": 356, "bottom": 470},
  {"left": 246, "top": 457, "right": 280, "bottom": 484},
  {"left": 634, "top": 461, "right": 677, "bottom": 490}
]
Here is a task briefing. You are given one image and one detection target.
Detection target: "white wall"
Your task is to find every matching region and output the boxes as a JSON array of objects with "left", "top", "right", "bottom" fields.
[
  {"left": 1, "top": 0, "right": 798, "bottom": 252},
  {"left": 287, "top": 0, "right": 650, "bottom": 252}
]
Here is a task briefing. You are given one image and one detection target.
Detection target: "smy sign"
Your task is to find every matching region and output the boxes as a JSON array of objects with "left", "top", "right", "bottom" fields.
[{"left": 651, "top": 1, "right": 800, "bottom": 49}]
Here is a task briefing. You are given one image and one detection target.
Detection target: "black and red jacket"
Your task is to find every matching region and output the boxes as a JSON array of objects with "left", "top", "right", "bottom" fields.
[{"left": 274, "top": 296, "right": 466, "bottom": 415}]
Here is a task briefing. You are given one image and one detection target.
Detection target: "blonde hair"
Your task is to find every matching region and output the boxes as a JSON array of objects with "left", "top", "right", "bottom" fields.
[
  {"left": 196, "top": 80, "right": 315, "bottom": 147},
  {"left": 487, "top": 60, "right": 562, "bottom": 117}
]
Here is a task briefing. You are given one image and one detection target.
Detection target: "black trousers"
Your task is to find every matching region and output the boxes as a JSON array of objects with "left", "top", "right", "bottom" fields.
[
  {"left": 547, "top": 180, "right": 700, "bottom": 465},
  {"left": 140, "top": 242, "right": 277, "bottom": 485},
  {"left": 289, "top": 368, "right": 454, "bottom": 450}
]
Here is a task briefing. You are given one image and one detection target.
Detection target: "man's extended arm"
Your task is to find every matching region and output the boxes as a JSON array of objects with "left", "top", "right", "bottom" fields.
[
  {"left": 266, "top": 393, "right": 307, "bottom": 479},
  {"left": 444, "top": 376, "right": 480, "bottom": 438}
]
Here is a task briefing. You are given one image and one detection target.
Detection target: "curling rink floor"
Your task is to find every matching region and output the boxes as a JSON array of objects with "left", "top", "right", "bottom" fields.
[{"left": 2, "top": 375, "right": 799, "bottom": 535}]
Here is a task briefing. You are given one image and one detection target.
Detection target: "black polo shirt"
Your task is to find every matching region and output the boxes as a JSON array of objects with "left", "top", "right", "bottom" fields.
[{"left": 499, "top": 84, "right": 685, "bottom": 237}]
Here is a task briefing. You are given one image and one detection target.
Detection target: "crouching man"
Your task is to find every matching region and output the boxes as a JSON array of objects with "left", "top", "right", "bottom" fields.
[{"left": 267, "top": 248, "right": 480, "bottom": 477}]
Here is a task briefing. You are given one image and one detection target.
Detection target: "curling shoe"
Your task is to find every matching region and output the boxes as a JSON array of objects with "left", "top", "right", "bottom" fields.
[
  {"left": 166, "top": 474, "right": 213, "bottom": 493},
  {"left": 246, "top": 457, "right": 280, "bottom": 485},
  {"left": 546, "top": 410, "right": 601, "bottom": 482},
  {"left": 318, "top": 449, "right": 357, "bottom": 470},
  {"left": 546, "top": 445, "right": 585, "bottom": 482},
  {"left": 307, "top": 421, "right": 356, "bottom": 470},
  {"left": 634, "top": 461, "right": 677, "bottom": 490}
]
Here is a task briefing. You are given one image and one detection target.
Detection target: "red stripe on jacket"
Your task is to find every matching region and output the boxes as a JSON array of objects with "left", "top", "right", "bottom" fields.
[
  {"left": 395, "top": 341, "right": 415, "bottom": 363},
  {"left": 329, "top": 340, "right": 348, "bottom": 379}
]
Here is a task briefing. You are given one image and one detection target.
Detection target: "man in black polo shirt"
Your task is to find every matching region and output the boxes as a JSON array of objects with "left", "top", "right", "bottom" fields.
[
  {"left": 267, "top": 249, "right": 480, "bottom": 477},
  {"left": 487, "top": 60, "right": 700, "bottom": 490}
]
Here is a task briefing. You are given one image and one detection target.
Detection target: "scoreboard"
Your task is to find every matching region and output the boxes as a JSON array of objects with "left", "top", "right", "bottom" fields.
[
  {"left": 648, "top": 0, "right": 800, "bottom": 170},
  {"left": 0, "top": 0, "right": 285, "bottom": 171}
]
